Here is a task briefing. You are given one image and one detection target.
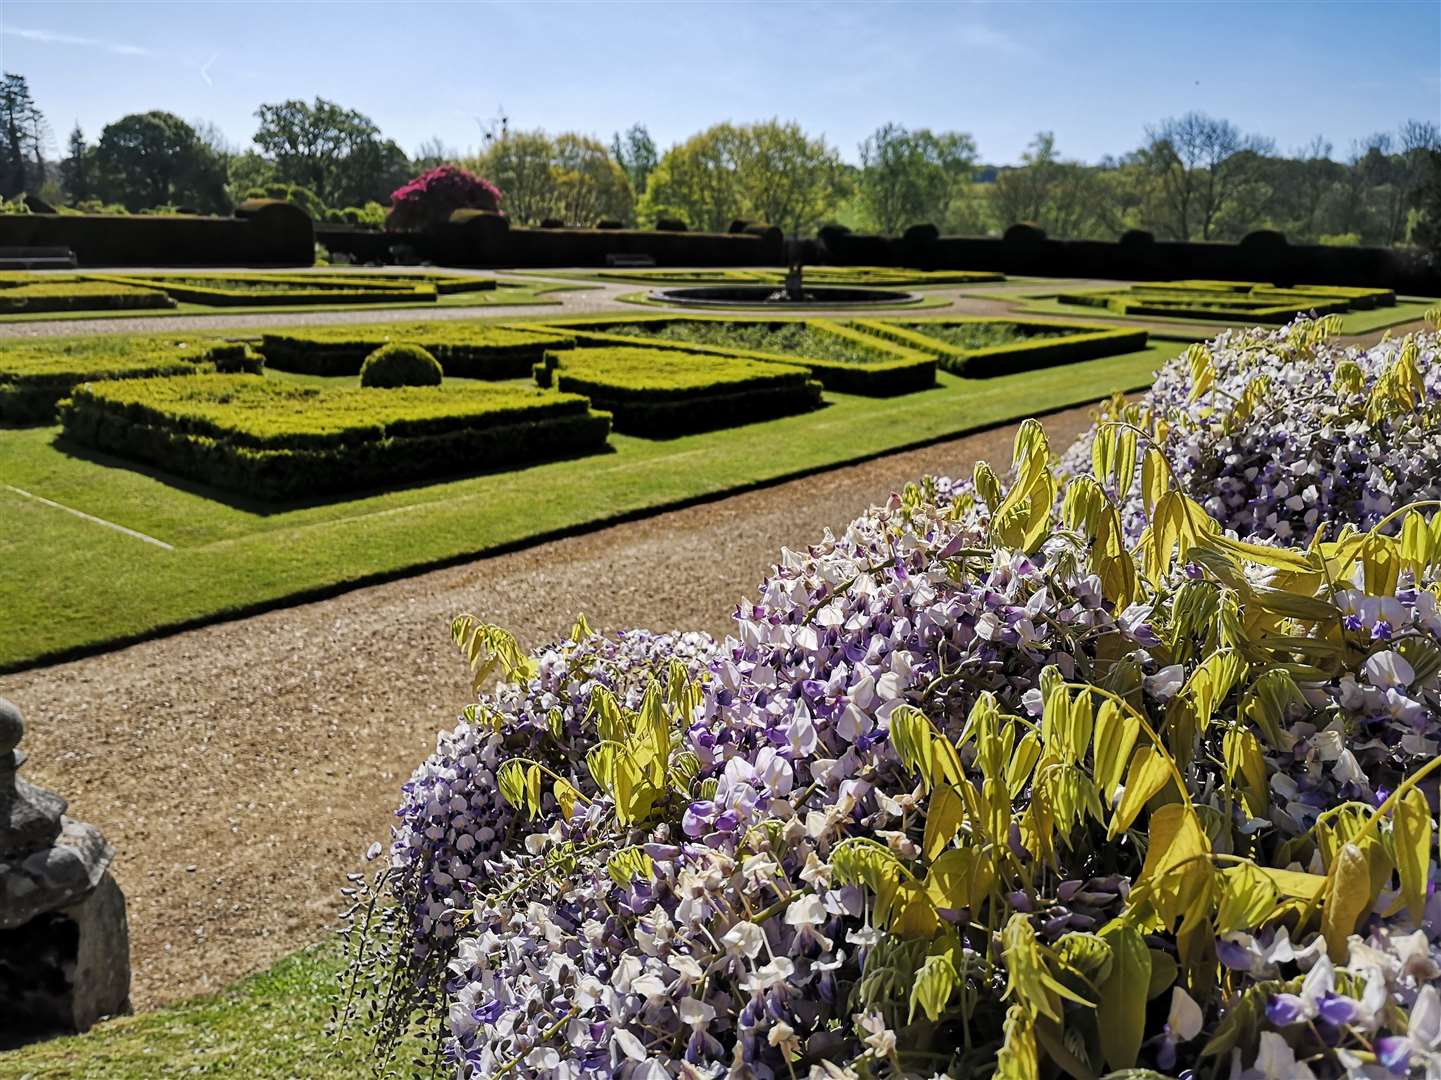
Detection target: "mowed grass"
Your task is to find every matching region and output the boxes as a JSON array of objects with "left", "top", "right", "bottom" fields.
[
  {"left": 0, "top": 944, "right": 422, "bottom": 1079},
  {"left": 0, "top": 341, "right": 1178, "bottom": 671}
]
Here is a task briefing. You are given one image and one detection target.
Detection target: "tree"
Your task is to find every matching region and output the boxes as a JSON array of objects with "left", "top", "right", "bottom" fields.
[
  {"left": 638, "top": 120, "right": 846, "bottom": 233},
  {"left": 387, "top": 164, "right": 501, "bottom": 231},
  {"left": 1412, "top": 149, "right": 1441, "bottom": 260},
  {"left": 60, "top": 125, "right": 92, "bottom": 203},
  {"left": 610, "top": 124, "right": 657, "bottom": 197},
  {"left": 1141, "top": 112, "right": 1274, "bottom": 240},
  {"left": 857, "top": 123, "right": 975, "bottom": 234},
  {"left": 253, "top": 97, "right": 409, "bottom": 206},
  {"left": 467, "top": 131, "right": 633, "bottom": 226},
  {"left": 0, "top": 73, "right": 47, "bottom": 197},
  {"left": 988, "top": 132, "right": 1107, "bottom": 239},
  {"left": 94, "top": 111, "right": 227, "bottom": 211}
]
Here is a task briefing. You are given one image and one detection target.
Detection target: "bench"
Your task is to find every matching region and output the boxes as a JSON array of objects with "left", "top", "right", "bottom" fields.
[
  {"left": 0, "top": 246, "right": 78, "bottom": 270},
  {"left": 604, "top": 253, "right": 656, "bottom": 268}
]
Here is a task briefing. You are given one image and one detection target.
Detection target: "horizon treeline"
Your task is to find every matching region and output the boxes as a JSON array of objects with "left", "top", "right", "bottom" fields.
[{"left": 2, "top": 72, "right": 1438, "bottom": 248}]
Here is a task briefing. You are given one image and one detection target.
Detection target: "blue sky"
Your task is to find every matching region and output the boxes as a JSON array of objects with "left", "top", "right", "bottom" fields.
[{"left": 2, "top": 1, "right": 1437, "bottom": 165}]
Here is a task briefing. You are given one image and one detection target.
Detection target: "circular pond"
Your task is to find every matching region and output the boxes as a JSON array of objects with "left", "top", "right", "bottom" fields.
[{"left": 651, "top": 284, "right": 922, "bottom": 308}]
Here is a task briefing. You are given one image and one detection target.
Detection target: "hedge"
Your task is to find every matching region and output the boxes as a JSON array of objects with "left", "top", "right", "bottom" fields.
[
  {"left": 847, "top": 317, "right": 1150, "bottom": 376},
  {"left": 0, "top": 280, "right": 177, "bottom": 314},
  {"left": 590, "top": 266, "right": 1003, "bottom": 288},
  {"left": 58, "top": 375, "right": 611, "bottom": 500},
  {"left": 258, "top": 322, "right": 576, "bottom": 378},
  {"left": 521, "top": 316, "right": 936, "bottom": 396},
  {"left": 0, "top": 336, "right": 221, "bottom": 424},
  {"left": 1059, "top": 280, "right": 1393, "bottom": 322},
  {"left": 85, "top": 273, "right": 439, "bottom": 308},
  {"left": 533, "top": 346, "right": 821, "bottom": 436}
]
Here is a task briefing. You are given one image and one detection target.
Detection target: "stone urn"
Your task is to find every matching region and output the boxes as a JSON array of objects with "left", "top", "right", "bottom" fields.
[{"left": 0, "top": 697, "right": 131, "bottom": 1042}]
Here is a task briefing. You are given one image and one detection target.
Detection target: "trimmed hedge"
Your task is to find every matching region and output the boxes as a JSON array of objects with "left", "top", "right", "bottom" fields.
[
  {"left": 522, "top": 316, "right": 936, "bottom": 397},
  {"left": 0, "top": 336, "right": 219, "bottom": 424},
  {"left": 591, "top": 266, "right": 1003, "bottom": 288},
  {"left": 85, "top": 273, "right": 439, "bottom": 308},
  {"left": 0, "top": 280, "right": 176, "bottom": 314},
  {"left": 1057, "top": 279, "right": 1394, "bottom": 322},
  {"left": 58, "top": 375, "right": 611, "bottom": 500},
  {"left": 847, "top": 317, "right": 1149, "bottom": 376},
  {"left": 361, "top": 343, "right": 443, "bottom": 388},
  {"left": 258, "top": 322, "right": 575, "bottom": 379},
  {"left": 533, "top": 346, "right": 821, "bottom": 436}
]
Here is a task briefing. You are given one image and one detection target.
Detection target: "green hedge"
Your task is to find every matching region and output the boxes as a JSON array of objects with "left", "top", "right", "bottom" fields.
[
  {"left": 522, "top": 316, "right": 936, "bottom": 396},
  {"left": 847, "top": 317, "right": 1150, "bottom": 376},
  {"left": 590, "top": 266, "right": 1002, "bottom": 288},
  {"left": 0, "top": 280, "right": 177, "bottom": 314},
  {"left": 534, "top": 346, "right": 821, "bottom": 436},
  {"left": 58, "top": 375, "right": 611, "bottom": 500},
  {"left": 86, "top": 273, "right": 439, "bottom": 308},
  {"left": 0, "top": 336, "right": 220, "bottom": 424},
  {"left": 1063, "top": 280, "right": 1393, "bottom": 321},
  {"left": 258, "top": 322, "right": 576, "bottom": 378}
]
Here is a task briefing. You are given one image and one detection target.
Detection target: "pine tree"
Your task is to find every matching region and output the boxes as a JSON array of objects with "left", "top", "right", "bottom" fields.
[
  {"left": 0, "top": 73, "right": 47, "bottom": 197},
  {"left": 61, "top": 125, "right": 91, "bottom": 202}
]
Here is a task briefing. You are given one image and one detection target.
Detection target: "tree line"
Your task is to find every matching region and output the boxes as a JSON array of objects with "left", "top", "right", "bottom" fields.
[{"left": 2, "top": 71, "right": 1438, "bottom": 249}]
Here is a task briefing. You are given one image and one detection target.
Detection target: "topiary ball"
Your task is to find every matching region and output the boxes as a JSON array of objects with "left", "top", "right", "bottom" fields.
[{"left": 360, "top": 343, "right": 443, "bottom": 388}]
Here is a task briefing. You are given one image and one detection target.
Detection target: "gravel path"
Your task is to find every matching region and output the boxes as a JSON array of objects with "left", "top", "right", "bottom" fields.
[{"left": 0, "top": 402, "right": 1102, "bottom": 1010}]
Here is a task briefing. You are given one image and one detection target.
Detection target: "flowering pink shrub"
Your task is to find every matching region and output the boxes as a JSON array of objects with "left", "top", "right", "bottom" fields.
[{"left": 385, "top": 165, "right": 502, "bottom": 232}]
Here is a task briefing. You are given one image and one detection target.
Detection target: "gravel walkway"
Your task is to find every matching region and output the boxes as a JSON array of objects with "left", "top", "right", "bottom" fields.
[{"left": 0, "top": 402, "right": 1101, "bottom": 1010}]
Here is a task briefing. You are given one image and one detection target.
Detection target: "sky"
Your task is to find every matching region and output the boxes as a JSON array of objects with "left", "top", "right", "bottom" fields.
[{"left": 1, "top": 0, "right": 1438, "bottom": 166}]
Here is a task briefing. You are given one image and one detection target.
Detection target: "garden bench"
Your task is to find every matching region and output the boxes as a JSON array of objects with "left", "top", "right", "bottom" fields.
[
  {"left": 0, "top": 245, "right": 78, "bottom": 269},
  {"left": 604, "top": 253, "right": 656, "bottom": 268}
]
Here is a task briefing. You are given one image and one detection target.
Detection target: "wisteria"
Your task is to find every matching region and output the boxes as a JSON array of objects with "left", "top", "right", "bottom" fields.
[{"left": 342, "top": 318, "right": 1441, "bottom": 1080}]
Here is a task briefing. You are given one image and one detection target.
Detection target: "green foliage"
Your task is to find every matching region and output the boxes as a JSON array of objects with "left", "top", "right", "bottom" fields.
[
  {"left": 850, "top": 317, "right": 1150, "bottom": 376},
  {"left": 858, "top": 122, "right": 977, "bottom": 234},
  {"left": 253, "top": 97, "right": 410, "bottom": 207},
  {"left": 93, "top": 110, "right": 229, "bottom": 213},
  {"left": 466, "top": 130, "right": 633, "bottom": 226},
  {"left": 85, "top": 271, "right": 440, "bottom": 308},
  {"left": 359, "top": 343, "right": 443, "bottom": 388},
  {"left": 1057, "top": 280, "right": 1393, "bottom": 323},
  {"left": 535, "top": 315, "right": 938, "bottom": 396},
  {"left": 259, "top": 321, "right": 571, "bottom": 378},
  {"left": 0, "top": 279, "right": 175, "bottom": 314},
  {"left": 536, "top": 345, "right": 821, "bottom": 435},
  {"left": 58, "top": 375, "right": 610, "bottom": 499},
  {"left": 589, "top": 266, "right": 1001, "bottom": 288},
  {"left": 636, "top": 120, "right": 849, "bottom": 233}
]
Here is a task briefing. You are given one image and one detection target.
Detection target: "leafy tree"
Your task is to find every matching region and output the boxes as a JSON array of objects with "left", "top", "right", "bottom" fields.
[
  {"left": 988, "top": 132, "right": 1105, "bottom": 238},
  {"left": 0, "top": 73, "right": 48, "bottom": 197},
  {"left": 94, "top": 111, "right": 227, "bottom": 211},
  {"left": 1411, "top": 149, "right": 1441, "bottom": 260},
  {"left": 469, "top": 131, "right": 632, "bottom": 225},
  {"left": 610, "top": 124, "right": 657, "bottom": 196},
  {"left": 387, "top": 164, "right": 501, "bottom": 231},
  {"left": 60, "top": 125, "right": 93, "bottom": 203},
  {"left": 253, "top": 97, "right": 410, "bottom": 206},
  {"left": 1141, "top": 112, "right": 1274, "bottom": 240},
  {"left": 857, "top": 122, "right": 976, "bottom": 234},
  {"left": 638, "top": 120, "right": 846, "bottom": 233}
]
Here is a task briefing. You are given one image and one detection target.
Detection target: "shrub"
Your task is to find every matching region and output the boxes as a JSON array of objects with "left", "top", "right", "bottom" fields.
[
  {"left": 851, "top": 316, "right": 1149, "bottom": 376},
  {"left": 0, "top": 335, "right": 214, "bottom": 423},
  {"left": 58, "top": 375, "right": 610, "bottom": 499},
  {"left": 360, "top": 343, "right": 443, "bottom": 388},
  {"left": 386, "top": 165, "right": 502, "bottom": 233},
  {"left": 0, "top": 280, "right": 175, "bottom": 314},
  {"left": 84, "top": 272, "right": 438, "bottom": 308},
  {"left": 343, "top": 377, "right": 1441, "bottom": 1077},
  {"left": 534, "top": 345, "right": 821, "bottom": 434},
  {"left": 259, "top": 322, "right": 572, "bottom": 378}
]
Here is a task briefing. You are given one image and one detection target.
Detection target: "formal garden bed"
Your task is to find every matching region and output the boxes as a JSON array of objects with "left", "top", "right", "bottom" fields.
[
  {"left": 532, "top": 345, "right": 821, "bottom": 434},
  {"left": 258, "top": 321, "right": 575, "bottom": 377},
  {"left": 581, "top": 265, "right": 1006, "bottom": 287},
  {"left": 332, "top": 315, "right": 1441, "bottom": 1080},
  {"left": 850, "top": 315, "right": 1151, "bottom": 374}
]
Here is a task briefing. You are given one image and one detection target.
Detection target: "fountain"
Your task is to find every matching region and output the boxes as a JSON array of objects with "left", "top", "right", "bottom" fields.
[{"left": 651, "top": 237, "right": 921, "bottom": 309}]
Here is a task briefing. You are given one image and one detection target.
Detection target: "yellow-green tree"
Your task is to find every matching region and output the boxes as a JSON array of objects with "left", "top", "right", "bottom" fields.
[
  {"left": 467, "top": 130, "right": 633, "bottom": 226},
  {"left": 638, "top": 120, "right": 847, "bottom": 233}
]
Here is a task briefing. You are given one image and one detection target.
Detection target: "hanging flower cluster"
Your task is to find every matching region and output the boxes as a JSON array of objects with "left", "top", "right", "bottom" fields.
[{"left": 342, "top": 320, "right": 1441, "bottom": 1080}]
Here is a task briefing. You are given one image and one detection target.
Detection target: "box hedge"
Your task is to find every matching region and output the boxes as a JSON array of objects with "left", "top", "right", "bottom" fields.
[
  {"left": 533, "top": 346, "right": 821, "bottom": 436},
  {"left": 85, "top": 273, "right": 440, "bottom": 308},
  {"left": 0, "top": 280, "right": 177, "bottom": 314},
  {"left": 58, "top": 375, "right": 611, "bottom": 500},
  {"left": 522, "top": 316, "right": 936, "bottom": 396},
  {"left": 0, "top": 336, "right": 222, "bottom": 423},
  {"left": 847, "top": 317, "right": 1150, "bottom": 376},
  {"left": 258, "top": 322, "right": 576, "bottom": 378}
]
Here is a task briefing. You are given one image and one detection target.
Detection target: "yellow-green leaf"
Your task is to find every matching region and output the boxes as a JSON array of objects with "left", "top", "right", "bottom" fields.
[
  {"left": 1096, "top": 923, "right": 1150, "bottom": 1069},
  {"left": 1322, "top": 842, "right": 1375, "bottom": 961},
  {"left": 1393, "top": 788, "right": 1433, "bottom": 921},
  {"left": 1109, "top": 747, "right": 1172, "bottom": 838}
]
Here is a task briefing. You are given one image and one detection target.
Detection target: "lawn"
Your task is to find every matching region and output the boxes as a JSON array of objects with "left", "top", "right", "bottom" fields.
[
  {"left": 0, "top": 340, "right": 1178, "bottom": 671},
  {"left": 0, "top": 945, "right": 419, "bottom": 1079}
]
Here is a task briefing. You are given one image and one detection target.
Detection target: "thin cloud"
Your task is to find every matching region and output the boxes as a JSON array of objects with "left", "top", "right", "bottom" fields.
[{"left": 1, "top": 24, "right": 156, "bottom": 58}]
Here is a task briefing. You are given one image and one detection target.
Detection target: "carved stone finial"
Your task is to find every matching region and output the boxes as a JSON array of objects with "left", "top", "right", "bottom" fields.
[{"left": 0, "top": 698, "right": 66, "bottom": 855}]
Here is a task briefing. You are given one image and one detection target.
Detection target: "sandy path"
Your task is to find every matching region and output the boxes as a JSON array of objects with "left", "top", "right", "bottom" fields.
[{"left": 0, "top": 402, "right": 1100, "bottom": 1009}]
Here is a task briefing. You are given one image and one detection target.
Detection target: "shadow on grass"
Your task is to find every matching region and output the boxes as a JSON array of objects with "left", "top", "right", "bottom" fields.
[{"left": 48, "top": 435, "right": 621, "bottom": 517}]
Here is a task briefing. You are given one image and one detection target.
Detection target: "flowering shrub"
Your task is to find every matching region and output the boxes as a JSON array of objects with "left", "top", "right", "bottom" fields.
[
  {"left": 343, "top": 320, "right": 1441, "bottom": 1079},
  {"left": 1062, "top": 317, "right": 1441, "bottom": 546},
  {"left": 386, "top": 165, "right": 502, "bottom": 232}
]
